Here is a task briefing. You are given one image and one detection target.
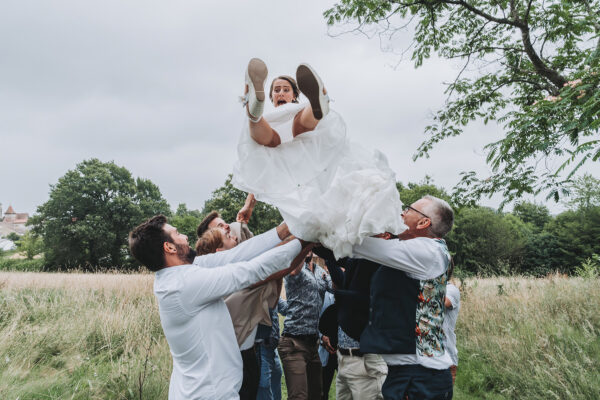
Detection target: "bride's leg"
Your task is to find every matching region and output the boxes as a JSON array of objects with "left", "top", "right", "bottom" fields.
[
  {"left": 293, "top": 63, "right": 330, "bottom": 137},
  {"left": 245, "top": 58, "right": 282, "bottom": 146},
  {"left": 249, "top": 118, "right": 281, "bottom": 147},
  {"left": 292, "top": 106, "right": 319, "bottom": 136}
]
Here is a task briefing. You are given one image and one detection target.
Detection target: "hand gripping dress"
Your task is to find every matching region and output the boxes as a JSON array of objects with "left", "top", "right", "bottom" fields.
[{"left": 233, "top": 102, "right": 406, "bottom": 259}]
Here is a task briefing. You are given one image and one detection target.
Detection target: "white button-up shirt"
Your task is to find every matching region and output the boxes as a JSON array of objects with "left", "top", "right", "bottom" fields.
[{"left": 154, "top": 228, "right": 301, "bottom": 399}]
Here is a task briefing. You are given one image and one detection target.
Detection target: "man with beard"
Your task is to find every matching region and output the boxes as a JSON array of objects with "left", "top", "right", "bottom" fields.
[{"left": 128, "top": 215, "right": 312, "bottom": 400}]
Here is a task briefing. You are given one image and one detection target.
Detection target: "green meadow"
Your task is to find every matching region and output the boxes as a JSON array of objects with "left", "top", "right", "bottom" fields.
[{"left": 0, "top": 272, "right": 598, "bottom": 399}]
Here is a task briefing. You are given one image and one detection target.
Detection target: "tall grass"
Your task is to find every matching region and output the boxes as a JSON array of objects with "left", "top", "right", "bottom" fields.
[
  {"left": 455, "top": 275, "right": 600, "bottom": 399},
  {"left": 0, "top": 272, "right": 598, "bottom": 399},
  {"left": 0, "top": 272, "right": 169, "bottom": 399}
]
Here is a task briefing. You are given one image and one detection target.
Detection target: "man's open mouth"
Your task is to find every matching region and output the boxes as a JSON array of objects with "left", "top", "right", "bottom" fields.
[{"left": 277, "top": 100, "right": 287, "bottom": 105}]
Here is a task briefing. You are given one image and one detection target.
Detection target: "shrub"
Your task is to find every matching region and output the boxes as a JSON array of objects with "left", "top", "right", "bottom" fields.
[
  {"left": 575, "top": 254, "right": 600, "bottom": 279},
  {"left": 0, "top": 258, "right": 45, "bottom": 272}
]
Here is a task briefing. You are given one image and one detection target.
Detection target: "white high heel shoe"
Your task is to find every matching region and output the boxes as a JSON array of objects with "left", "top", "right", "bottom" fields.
[
  {"left": 296, "top": 63, "right": 330, "bottom": 120},
  {"left": 242, "top": 58, "right": 268, "bottom": 123}
]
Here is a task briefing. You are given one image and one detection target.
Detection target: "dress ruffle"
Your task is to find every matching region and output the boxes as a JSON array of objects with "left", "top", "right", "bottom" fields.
[{"left": 232, "top": 103, "right": 406, "bottom": 259}]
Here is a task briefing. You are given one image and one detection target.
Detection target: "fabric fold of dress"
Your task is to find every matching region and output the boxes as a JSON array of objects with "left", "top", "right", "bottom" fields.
[{"left": 233, "top": 102, "right": 406, "bottom": 259}]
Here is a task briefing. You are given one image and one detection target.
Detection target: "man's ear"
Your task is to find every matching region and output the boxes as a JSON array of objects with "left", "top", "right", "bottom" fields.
[
  {"left": 164, "top": 242, "right": 177, "bottom": 254},
  {"left": 416, "top": 218, "right": 432, "bottom": 230}
]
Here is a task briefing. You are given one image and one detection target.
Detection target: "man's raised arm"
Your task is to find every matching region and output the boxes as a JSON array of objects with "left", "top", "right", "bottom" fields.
[
  {"left": 183, "top": 239, "right": 306, "bottom": 309},
  {"left": 193, "top": 223, "right": 290, "bottom": 268}
]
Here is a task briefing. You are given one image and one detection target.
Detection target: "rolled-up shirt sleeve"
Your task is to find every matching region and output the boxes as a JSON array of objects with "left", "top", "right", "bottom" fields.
[{"left": 446, "top": 284, "right": 460, "bottom": 309}]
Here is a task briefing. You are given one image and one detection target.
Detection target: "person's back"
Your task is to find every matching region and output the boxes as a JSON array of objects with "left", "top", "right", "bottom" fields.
[
  {"left": 129, "top": 215, "right": 306, "bottom": 400},
  {"left": 155, "top": 265, "right": 241, "bottom": 399}
]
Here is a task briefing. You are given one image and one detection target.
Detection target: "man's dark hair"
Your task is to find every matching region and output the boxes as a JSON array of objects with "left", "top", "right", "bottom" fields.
[
  {"left": 129, "top": 215, "right": 171, "bottom": 272},
  {"left": 196, "top": 211, "right": 220, "bottom": 238}
]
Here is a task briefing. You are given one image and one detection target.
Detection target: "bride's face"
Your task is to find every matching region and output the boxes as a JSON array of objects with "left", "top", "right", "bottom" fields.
[{"left": 271, "top": 79, "right": 295, "bottom": 107}]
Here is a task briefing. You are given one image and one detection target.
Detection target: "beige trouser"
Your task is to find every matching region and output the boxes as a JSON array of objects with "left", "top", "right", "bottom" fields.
[{"left": 336, "top": 352, "right": 388, "bottom": 400}]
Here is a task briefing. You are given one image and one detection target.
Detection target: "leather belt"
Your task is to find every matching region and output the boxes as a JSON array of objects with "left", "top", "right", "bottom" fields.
[
  {"left": 339, "top": 348, "right": 364, "bottom": 357},
  {"left": 282, "top": 333, "right": 319, "bottom": 342}
]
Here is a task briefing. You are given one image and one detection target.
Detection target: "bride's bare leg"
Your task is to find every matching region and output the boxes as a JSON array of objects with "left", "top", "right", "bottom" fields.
[
  {"left": 249, "top": 116, "right": 281, "bottom": 147},
  {"left": 294, "top": 63, "right": 329, "bottom": 137},
  {"left": 245, "top": 58, "right": 281, "bottom": 146},
  {"left": 292, "top": 106, "right": 319, "bottom": 136}
]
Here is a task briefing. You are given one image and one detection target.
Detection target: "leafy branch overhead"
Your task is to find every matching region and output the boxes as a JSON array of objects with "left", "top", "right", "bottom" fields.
[{"left": 325, "top": 0, "right": 600, "bottom": 205}]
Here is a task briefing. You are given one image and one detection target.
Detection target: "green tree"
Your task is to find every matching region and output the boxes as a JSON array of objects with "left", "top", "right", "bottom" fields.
[
  {"left": 170, "top": 204, "right": 203, "bottom": 244},
  {"left": 325, "top": 0, "right": 600, "bottom": 205},
  {"left": 16, "top": 231, "right": 44, "bottom": 260},
  {"left": 542, "top": 206, "right": 600, "bottom": 273},
  {"left": 396, "top": 176, "right": 454, "bottom": 207},
  {"left": 201, "top": 175, "right": 282, "bottom": 235},
  {"left": 6, "top": 232, "right": 21, "bottom": 243},
  {"left": 29, "top": 159, "right": 170, "bottom": 270},
  {"left": 446, "top": 207, "right": 526, "bottom": 275},
  {"left": 563, "top": 173, "right": 600, "bottom": 210},
  {"left": 512, "top": 201, "right": 551, "bottom": 232}
]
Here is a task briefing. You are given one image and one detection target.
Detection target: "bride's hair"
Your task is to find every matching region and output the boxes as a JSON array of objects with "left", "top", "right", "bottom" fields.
[{"left": 269, "top": 75, "right": 300, "bottom": 104}]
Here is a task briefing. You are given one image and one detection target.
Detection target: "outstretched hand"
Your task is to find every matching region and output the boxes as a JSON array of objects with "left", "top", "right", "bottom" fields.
[
  {"left": 237, "top": 193, "right": 256, "bottom": 223},
  {"left": 236, "top": 206, "right": 252, "bottom": 223}
]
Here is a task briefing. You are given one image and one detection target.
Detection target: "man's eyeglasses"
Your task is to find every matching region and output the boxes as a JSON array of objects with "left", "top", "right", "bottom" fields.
[{"left": 402, "top": 204, "right": 431, "bottom": 220}]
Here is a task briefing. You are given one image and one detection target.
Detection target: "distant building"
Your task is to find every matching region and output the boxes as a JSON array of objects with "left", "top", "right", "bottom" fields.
[
  {"left": 0, "top": 238, "right": 16, "bottom": 251},
  {"left": 0, "top": 203, "right": 30, "bottom": 236}
]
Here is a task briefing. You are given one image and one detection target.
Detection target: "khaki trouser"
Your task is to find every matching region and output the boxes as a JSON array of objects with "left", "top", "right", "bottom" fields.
[
  {"left": 278, "top": 336, "right": 323, "bottom": 400},
  {"left": 336, "top": 352, "right": 387, "bottom": 400}
]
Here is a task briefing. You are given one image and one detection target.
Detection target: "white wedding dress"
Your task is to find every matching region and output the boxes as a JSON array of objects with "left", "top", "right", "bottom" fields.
[{"left": 232, "top": 102, "right": 406, "bottom": 259}]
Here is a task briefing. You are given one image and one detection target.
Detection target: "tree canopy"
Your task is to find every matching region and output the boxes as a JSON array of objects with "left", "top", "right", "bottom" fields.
[
  {"left": 325, "top": 0, "right": 600, "bottom": 205},
  {"left": 201, "top": 175, "right": 282, "bottom": 235},
  {"left": 29, "top": 159, "right": 170, "bottom": 270}
]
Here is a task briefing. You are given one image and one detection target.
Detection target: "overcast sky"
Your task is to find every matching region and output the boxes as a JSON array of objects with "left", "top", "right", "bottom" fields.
[{"left": 1, "top": 0, "right": 597, "bottom": 216}]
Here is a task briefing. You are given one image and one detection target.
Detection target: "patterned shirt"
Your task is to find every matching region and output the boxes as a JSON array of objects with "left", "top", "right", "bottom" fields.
[
  {"left": 338, "top": 326, "right": 360, "bottom": 350},
  {"left": 279, "top": 262, "right": 332, "bottom": 336}
]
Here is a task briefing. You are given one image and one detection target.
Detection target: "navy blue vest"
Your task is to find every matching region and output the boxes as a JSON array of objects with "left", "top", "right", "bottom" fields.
[
  {"left": 360, "top": 261, "right": 448, "bottom": 356},
  {"left": 360, "top": 266, "right": 420, "bottom": 354}
]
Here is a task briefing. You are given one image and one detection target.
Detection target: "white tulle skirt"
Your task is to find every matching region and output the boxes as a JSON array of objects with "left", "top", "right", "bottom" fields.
[{"left": 232, "top": 102, "right": 406, "bottom": 258}]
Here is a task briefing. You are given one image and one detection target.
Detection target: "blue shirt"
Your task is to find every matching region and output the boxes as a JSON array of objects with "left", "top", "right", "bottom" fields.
[{"left": 279, "top": 262, "right": 332, "bottom": 336}]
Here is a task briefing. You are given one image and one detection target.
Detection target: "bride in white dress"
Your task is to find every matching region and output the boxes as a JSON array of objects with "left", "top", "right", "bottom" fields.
[{"left": 233, "top": 58, "right": 406, "bottom": 258}]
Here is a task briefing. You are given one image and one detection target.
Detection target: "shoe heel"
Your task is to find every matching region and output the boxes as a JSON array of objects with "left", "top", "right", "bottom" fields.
[
  {"left": 248, "top": 58, "right": 268, "bottom": 102},
  {"left": 296, "top": 64, "right": 326, "bottom": 120}
]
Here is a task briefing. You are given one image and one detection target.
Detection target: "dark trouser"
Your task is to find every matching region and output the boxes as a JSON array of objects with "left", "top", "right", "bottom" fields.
[
  {"left": 239, "top": 347, "right": 259, "bottom": 400},
  {"left": 382, "top": 364, "right": 453, "bottom": 400},
  {"left": 321, "top": 352, "right": 338, "bottom": 400},
  {"left": 278, "top": 335, "right": 323, "bottom": 400}
]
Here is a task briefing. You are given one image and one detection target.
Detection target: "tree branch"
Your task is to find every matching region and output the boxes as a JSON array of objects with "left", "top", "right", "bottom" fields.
[
  {"left": 444, "top": 0, "right": 525, "bottom": 28},
  {"left": 519, "top": 26, "right": 567, "bottom": 89}
]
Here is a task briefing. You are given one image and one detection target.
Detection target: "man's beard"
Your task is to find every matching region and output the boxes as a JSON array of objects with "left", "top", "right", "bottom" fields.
[{"left": 176, "top": 243, "right": 197, "bottom": 264}]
